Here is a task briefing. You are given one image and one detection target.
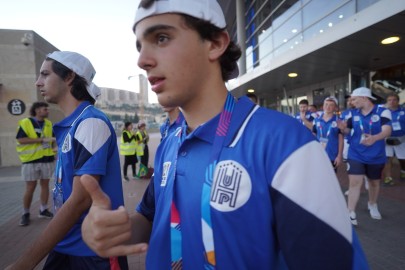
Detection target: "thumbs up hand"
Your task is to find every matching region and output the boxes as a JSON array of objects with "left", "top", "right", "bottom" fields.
[{"left": 80, "top": 176, "right": 148, "bottom": 257}]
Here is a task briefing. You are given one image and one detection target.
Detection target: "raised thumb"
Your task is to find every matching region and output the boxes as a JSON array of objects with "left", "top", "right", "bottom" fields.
[{"left": 80, "top": 175, "right": 111, "bottom": 210}]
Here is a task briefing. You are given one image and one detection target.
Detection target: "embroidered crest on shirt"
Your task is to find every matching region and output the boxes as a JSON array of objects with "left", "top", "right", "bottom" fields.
[
  {"left": 210, "top": 160, "right": 251, "bottom": 212},
  {"left": 371, "top": 115, "right": 380, "bottom": 122},
  {"left": 61, "top": 133, "right": 72, "bottom": 153}
]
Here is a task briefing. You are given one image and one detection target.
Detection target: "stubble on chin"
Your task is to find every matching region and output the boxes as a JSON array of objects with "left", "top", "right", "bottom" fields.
[{"left": 43, "top": 96, "right": 57, "bottom": 105}]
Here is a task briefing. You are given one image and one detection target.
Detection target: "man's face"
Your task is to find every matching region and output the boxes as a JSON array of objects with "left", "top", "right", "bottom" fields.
[
  {"left": 36, "top": 60, "right": 69, "bottom": 104},
  {"left": 350, "top": 96, "right": 367, "bottom": 109},
  {"left": 323, "top": 100, "right": 336, "bottom": 113},
  {"left": 299, "top": 104, "right": 308, "bottom": 113},
  {"left": 36, "top": 106, "right": 49, "bottom": 118},
  {"left": 308, "top": 105, "right": 317, "bottom": 113},
  {"left": 135, "top": 14, "right": 212, "bottom": 108},
  {"left": 346, "top": 97, "right": 354, "bottom": 108},
  {"left": 386, "top": 96, "right": 399, "bottom": 110}
]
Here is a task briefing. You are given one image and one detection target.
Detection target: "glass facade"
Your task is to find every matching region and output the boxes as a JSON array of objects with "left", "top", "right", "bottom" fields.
[{"left": 244, "top": 0, "right": 380, "bottom": 72}]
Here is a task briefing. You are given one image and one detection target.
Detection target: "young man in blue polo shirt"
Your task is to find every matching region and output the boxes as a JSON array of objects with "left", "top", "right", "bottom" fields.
[
  {"left": 81, "top": 0, "right": 368, "bottom": 269},
  {"left": 338, "top": 87, "right": 392, "bottom": 226},
  {"left": 383, "top": 93, "right": 405, "bottom": 185},
  {"left": 312, "top": 96, "right": 343, "bottom": 171},
  {"left": 295, "top": 99, "right": 317, "bottom": 130},
  {"left": 7, "top": 51, "right": 128, "bottom": 270},
  {"left": 341, "top": 95, "right": 370, "bottom": 196}
]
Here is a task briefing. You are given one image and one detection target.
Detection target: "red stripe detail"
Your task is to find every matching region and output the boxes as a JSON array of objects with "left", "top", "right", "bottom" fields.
[
  {"left": 171, "top": 202, "right": 180, "bottom": 223},
  {"left": 109, "top": 257, "right": 121, "bottom": 270}
]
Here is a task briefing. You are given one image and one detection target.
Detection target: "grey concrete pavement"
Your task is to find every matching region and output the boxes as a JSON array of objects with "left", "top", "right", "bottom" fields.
[
  {"left": 336, "top": 165, "right": 405, "bottom": 270},
  {"left": 0, "top": 133, "right": 160, "bottom": 269},
  {"left": 0, "top": 165, "right": 149, "bottom": 270}
]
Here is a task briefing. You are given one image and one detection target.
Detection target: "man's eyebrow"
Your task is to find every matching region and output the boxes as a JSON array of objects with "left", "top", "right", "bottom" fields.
[
  {"left": 143, "top": 24, "right": 175, "bottom": 38},
  {"left": 136, "top": 24, "right": 176, "bottom": 51}
]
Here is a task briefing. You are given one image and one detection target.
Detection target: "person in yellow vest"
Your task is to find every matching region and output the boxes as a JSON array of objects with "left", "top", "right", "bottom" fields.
[
  {"left": 120, "top": 122, "right": 138, "bottom": 181},
  {"left": 135, "top": 120, "right": 149, "bottom": 177},
  {"left": 16, "top": 101, "right": 56, "bottom": 226}
]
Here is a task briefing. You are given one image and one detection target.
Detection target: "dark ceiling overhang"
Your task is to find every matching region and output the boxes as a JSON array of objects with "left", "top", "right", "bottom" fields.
[{"left": 218, "top": 1, "right": 405, "bottom": 105}]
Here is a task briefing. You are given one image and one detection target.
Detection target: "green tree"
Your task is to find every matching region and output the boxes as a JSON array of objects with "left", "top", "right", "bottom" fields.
[
  {"left": 133, "top": 113, "right": 139, "bottom": 123},
  {"left": 124, "top": 113, "right": 130, "bottom": 122}
]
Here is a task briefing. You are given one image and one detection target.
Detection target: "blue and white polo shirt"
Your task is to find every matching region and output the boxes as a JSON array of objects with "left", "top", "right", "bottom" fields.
[{"left": 138, "top": 97, "right": 368, "bottom": 269}]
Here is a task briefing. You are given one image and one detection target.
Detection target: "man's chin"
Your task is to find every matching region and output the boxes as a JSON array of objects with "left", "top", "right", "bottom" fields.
[{"left": 43, "top": 96, "right": 56, "bottom": 104}]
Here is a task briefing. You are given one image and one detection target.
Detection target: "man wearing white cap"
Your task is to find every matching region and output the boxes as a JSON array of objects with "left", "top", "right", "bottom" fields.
[
  {"left": 312, "top": 96, "right": 343, "bottom": 171},
  {"left": 338, "top": 87, "right": 392, "bottom": 226},
  {"left": 81, "top": 1, "right": 368, "bottom": 269},
  {"left": 7, "top": 51, "right": 128, "bottom": 269}
]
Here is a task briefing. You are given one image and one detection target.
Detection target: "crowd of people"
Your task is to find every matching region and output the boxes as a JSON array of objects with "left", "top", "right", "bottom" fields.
[
  {"left": 8, "top": 0, "right": 405, "bottom": 269},
  {"left": 293, "top": 87, "right": 405, "bottom": 227},
  {"left": 119, "top": 120, "right": 150, "bottom": 180}
]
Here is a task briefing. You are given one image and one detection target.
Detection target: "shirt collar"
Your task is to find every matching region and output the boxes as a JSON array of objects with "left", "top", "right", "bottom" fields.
[
  {"left": 182, "top": 96, "right": 255, "bottom": 145},
  {"left": 54, "top": 101, "right": 92, "bottom": 128},
  {"left": 184, "top": 113, "right": 220, "bottom": 144}
]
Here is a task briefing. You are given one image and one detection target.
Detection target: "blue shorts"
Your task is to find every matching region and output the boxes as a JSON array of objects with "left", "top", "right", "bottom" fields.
[
  {"left": 43, "top": 250, "right": 128, "bottom": 270},
  {"left": 346, "top": 159, "right": 384, "bottom": 180}
]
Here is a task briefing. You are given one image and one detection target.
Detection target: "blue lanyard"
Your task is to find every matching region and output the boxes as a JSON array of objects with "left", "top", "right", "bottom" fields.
[
  {"left": 163, "top": 118, "right": 170, "bottom": 139},
  {"left": 359, "top": 117, "right": 373, "bottom": 134},
  {"left": 169, "top": 93, "right": 236, "bottom": 268},
  {"left": 393, "top": 109, "right": 401, "bottom": 122}
]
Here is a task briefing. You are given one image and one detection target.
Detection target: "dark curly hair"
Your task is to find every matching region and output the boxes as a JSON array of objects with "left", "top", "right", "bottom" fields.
[
  {"left": 138, "top": 0, "right": 154, "bottom": 8},
  {"left": 124, "top": 122, "right": 133, "bottom": 129},
  {"left": 30, "top": 102, "right": 49, "bottom": 117},
  {"left": 182, "top": 15, "right": 241, "bottom": 81}
]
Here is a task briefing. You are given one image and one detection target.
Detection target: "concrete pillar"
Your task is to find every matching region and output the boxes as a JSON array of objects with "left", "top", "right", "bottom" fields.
[{"left": 236, "top": 0, "right": 246, "bottom": 76}]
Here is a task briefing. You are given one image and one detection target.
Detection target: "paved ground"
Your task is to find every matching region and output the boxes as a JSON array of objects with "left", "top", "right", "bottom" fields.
[
  {"left": 336, "top": 165, "right": 405, "bottom": 270},
  {"left": 0, "top": 134, "right": 404, "bottom": 269},
  {"left": 0, "top": 134, "right": 160, "bottom": 270},
  {"left": 0, "top": 166, "right": 149, "bottom": 270}
]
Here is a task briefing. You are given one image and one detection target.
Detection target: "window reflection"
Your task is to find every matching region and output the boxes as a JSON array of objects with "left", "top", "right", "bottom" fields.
[
  {"left": 243, "top": 0, "right": 381, "bottom": 72},
  {"left": 273, "top": 9, "right": 302, "bottom": 49},
  {"left": 302, "top": 0, "right": 347, "bottom": 29},
  {"left": 303, "top": 1, "right": 355, "bottom": 40}
]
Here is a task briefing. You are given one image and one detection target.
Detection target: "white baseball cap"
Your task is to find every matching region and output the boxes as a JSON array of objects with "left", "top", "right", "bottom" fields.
[
  {"left": 133, "top": 0, "right": 239, "bottom": 79},
  {"left": 88, "top": 83, "right": 101, "bottom": 100},
  {"left": 324, "top": 96, "right": 338, "bottom": 105},
  {"left": 138, "top": 120, "right": 146, "bottom": 128},
  {"left": 134, "top": 0, "right": 226, "bottom": 29},
  {"left": 351, "top": 87, "right": 376, "bottom": 100},
  {"left": 46, "top": 51, "right": 100, "bottom": 100}
]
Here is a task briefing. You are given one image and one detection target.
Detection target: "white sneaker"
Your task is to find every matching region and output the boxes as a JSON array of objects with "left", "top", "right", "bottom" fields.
[
  {"left": 349, "top": 211, "right": 358, "bottom": 226},
  {"left": 368, "top": 203, "right": 382, "bottom": 220},
  {"left": 344, "top": 190, "right": 349, "bottom": 196}
]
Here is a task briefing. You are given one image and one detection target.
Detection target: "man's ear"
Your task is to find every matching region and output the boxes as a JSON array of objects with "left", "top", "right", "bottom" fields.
[
  {"left": 208, "top": 31, "right": 230, "bottom": 62},
  {"left": 65, "top": 71, "right": 75, "bottom": 85}
]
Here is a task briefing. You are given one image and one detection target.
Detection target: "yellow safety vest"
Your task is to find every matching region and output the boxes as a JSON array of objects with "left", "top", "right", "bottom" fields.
[
  {"left": 120, "top": 130, "right": 136, "bottom": 156},
  {"left": 135, "top": 130, "right": 148, "bottom": 156},
  {"left": 16, "top": 118, "right": 54, "bottom": 163}
]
